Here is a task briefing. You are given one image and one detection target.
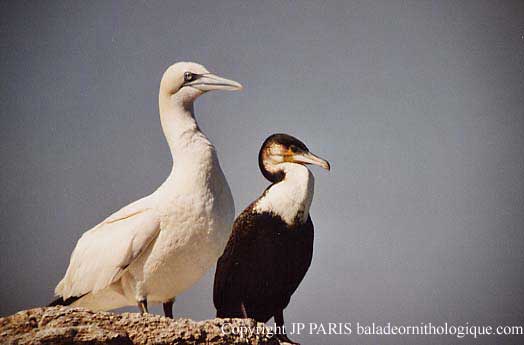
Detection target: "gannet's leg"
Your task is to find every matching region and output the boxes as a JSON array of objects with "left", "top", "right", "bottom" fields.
[
  {"left": 138, "top": 299, "right": 148, "bottom": 314},
  {"left": 274, "top": 309, "right": 299, "bottom": 345},
  {"left": 163, "top": 298, "right": 175, "bottom": 318}
]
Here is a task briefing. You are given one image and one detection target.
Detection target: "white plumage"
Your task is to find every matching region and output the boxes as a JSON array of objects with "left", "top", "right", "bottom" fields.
[{"left": 54, "top": 62, "right": 242, "bottom": 313}]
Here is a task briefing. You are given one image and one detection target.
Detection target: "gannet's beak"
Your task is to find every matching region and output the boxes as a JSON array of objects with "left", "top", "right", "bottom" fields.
[
  {"left": 186, "top": 73, "right": 243, "bottom": 92},
  {"left": 291, "top": 151, "right": 331, "bottom": 171}
]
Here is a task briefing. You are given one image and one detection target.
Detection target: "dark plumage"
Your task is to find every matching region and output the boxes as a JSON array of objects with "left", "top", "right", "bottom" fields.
[{"left": 214, "top": 204, "right": 314, "bottom": 321}]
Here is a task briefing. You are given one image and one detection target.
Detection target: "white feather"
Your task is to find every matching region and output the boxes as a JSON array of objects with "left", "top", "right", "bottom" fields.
[{"left": 55, "top": 195, "right": 160, "bottom": 299}]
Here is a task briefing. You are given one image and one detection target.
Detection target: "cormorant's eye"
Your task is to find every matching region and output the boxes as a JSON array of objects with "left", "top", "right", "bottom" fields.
[
  {"left": 289, "top": 145, "right": 298, "bottom": 153},
  {"left": 184, "top": 72, "right": 193, "bottom": 82}
]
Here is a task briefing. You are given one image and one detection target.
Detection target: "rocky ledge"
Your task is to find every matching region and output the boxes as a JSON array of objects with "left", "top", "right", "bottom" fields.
[{"left": 0, "top": 306, "right": 285, "bottom": 345}]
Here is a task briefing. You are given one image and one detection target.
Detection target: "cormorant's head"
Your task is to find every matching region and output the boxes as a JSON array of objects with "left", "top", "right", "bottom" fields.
[
  {"left": 160, "top": 61, "right": 243, "bottom": 102},
  {"left": 258, "top": 133, "right": 330, "bottom": 182}
]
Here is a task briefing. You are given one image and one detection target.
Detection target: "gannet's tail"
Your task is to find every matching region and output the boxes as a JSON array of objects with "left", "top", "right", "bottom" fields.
[
  {"left": 48, "top": 286, "right": 128, "bottom": 311},
  {"left": 48, "top": 294, "right": 85, "bottom": 307}
]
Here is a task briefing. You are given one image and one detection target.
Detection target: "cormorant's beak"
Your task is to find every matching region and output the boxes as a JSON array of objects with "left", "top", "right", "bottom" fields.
[
  {"left": 292, "top": 151, "right": 331, "bottom": 171},
  {"left": 186, "top": 73, "right": 243, "bottom": 92}
]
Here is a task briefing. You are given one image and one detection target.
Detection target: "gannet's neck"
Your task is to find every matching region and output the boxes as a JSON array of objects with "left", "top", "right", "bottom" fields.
[{"left": 159, "top": 91, "right": 210, "bottom": 163}]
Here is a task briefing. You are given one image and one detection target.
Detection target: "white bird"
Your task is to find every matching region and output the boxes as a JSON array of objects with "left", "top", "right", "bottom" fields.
[{"left": 50, "top": 62, "right": 242, "bottom": 317}]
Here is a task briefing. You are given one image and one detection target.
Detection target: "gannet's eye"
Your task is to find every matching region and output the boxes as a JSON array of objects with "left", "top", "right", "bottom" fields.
[{"left": 184, "top": 72, "right": 193, "bottom": 82}]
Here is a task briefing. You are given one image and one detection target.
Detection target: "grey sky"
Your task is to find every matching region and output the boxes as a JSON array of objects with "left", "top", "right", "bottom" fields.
[{"left": 1, "top": 1, "right": 523, "bottom": 344}]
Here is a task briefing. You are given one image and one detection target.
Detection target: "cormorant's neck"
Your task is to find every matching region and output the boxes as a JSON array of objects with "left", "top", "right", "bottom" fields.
[
  {"left": 278, "top": 163, "right": 312, "bottom": 186},
  {"left": 255, "top": 163, "right": 315, "bottom": 225}
]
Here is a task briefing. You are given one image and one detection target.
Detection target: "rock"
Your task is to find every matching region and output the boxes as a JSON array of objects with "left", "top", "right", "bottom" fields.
[{"left": 0, "top": 306, "right": 284, "bottom": 345}]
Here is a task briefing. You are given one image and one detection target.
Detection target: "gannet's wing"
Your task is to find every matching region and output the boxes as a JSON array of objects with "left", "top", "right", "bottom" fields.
[{"left": 55, "top": 196, "right": 160, "bottom": 299}]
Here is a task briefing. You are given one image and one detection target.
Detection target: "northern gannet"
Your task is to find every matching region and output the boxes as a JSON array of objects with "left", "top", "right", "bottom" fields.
[
  {"left": 213, "top": 133, "right": 330, "bottom": 344},
  {"left": 51, "top": 62, "right": 242, "bottom": 317}
]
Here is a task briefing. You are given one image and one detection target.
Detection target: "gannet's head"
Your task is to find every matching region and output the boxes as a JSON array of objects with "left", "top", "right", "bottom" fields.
[
  {"left": 259, "top": 133, "right": 330, "bottom": 182},
  {"left": 160, "top": 61, "right": 242, "bottom": 102}
]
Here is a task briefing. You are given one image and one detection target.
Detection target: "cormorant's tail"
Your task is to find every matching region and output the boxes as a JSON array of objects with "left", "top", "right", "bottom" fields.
[{"left": 48, "top": 295, "right": 84, "bottom": 307}]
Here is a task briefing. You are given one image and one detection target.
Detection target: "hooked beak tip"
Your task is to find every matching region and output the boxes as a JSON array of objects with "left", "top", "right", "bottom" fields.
[{"left": 233, "top": 81, "right": 243, "bottom": 91}]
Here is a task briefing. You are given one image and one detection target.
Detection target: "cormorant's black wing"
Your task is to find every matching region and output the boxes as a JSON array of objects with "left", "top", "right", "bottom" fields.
[{"left": 280, "top": 215, "right": 314, "bottom": 299}]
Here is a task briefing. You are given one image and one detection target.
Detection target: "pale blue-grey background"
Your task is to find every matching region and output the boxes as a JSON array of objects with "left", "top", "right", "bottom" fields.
[{"left": 1, "top": 1, "right": 523, "bottom": 344}]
